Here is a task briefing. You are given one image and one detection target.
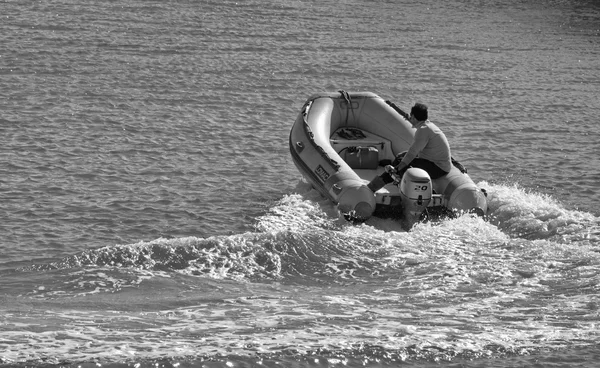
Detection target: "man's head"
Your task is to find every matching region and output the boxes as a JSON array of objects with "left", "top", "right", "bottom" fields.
[{"left": 410, "top": 103, "right": 428, "bottom": 122}]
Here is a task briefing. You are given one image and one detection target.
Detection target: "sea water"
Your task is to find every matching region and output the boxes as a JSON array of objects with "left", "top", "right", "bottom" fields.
[{"left": 1, "top": 0, "right": 599, "bottom": 367}]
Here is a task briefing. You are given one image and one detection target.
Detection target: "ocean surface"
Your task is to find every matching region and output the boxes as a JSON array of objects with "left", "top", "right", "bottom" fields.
[{"left": 1, "top": 0, "right": 599, "bottom": 367}]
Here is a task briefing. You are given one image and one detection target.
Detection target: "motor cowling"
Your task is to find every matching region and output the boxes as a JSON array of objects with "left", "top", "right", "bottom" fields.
[{"left": 399, "top": 168, "right": 432, "bottom": 224}]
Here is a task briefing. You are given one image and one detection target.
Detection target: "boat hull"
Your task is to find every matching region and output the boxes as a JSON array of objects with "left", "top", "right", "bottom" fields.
[{"left": 289, "top": 91, "right": 487, "bottom": 222}]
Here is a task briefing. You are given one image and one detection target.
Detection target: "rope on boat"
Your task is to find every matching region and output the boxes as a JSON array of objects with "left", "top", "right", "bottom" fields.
[{"left": 339, "top": 90, "right": 356, "bottom": 126}]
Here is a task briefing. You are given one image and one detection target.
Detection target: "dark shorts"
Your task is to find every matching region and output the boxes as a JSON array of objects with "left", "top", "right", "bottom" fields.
[{"left": 403, "top": 158, "right": 449, "bottom": 179}]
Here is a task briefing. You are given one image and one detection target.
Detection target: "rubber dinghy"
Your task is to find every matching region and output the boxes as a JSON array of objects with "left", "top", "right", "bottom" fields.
[{"left": 289, "top": 91, "right": 488, "bottom": 228}]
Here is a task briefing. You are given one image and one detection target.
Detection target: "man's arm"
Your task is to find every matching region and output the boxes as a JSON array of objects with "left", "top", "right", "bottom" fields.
[{"left": 396, "top": 127, "right": 428, "bottom": 171}]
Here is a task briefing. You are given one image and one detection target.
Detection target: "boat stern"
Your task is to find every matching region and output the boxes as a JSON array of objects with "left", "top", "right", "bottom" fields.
[
  {"left": 447, "top": 182, "right": 488, "bottom": 216},
  {"left": 335, "top": 184, "right": 376, "bottom": 221}
]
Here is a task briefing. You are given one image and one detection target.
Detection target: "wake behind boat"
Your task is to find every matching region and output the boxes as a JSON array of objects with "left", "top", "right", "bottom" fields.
[{"left": 289, "top": 91, "right": 488, "bottom": 228}]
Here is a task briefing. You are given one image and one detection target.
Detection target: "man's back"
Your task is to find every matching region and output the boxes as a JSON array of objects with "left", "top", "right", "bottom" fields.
[{"left": 412, "top": 121, "right": 452, "bottom": 172}]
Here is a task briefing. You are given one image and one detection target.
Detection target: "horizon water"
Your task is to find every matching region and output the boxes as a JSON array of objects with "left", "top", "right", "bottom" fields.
[{"left": 1, "top": 0, "right": 600, "bottom": 367}]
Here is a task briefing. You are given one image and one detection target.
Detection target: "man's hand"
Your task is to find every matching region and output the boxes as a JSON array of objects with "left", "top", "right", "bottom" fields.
[{"left": 385, "top": 165, "right": 397, "bottom": 174}]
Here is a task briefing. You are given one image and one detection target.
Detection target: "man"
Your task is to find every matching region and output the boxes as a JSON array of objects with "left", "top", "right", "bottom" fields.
[{"left": 367, "top": 103, "right": 452, "bottom": 192}]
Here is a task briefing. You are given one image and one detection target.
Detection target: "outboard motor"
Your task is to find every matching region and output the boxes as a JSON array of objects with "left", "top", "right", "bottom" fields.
[{"left": 399, "top": 168, "right": 432, "bottom": 226}]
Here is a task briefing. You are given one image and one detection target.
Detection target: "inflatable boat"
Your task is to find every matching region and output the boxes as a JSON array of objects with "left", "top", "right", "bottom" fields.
[{"left": 289, "top": 91, "right": 488, "bottom": 228}]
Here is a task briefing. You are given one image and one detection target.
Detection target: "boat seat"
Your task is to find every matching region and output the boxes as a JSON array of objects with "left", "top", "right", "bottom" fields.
[{"left": 330, "top": 127, "right": 395, "bottom": 165}]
